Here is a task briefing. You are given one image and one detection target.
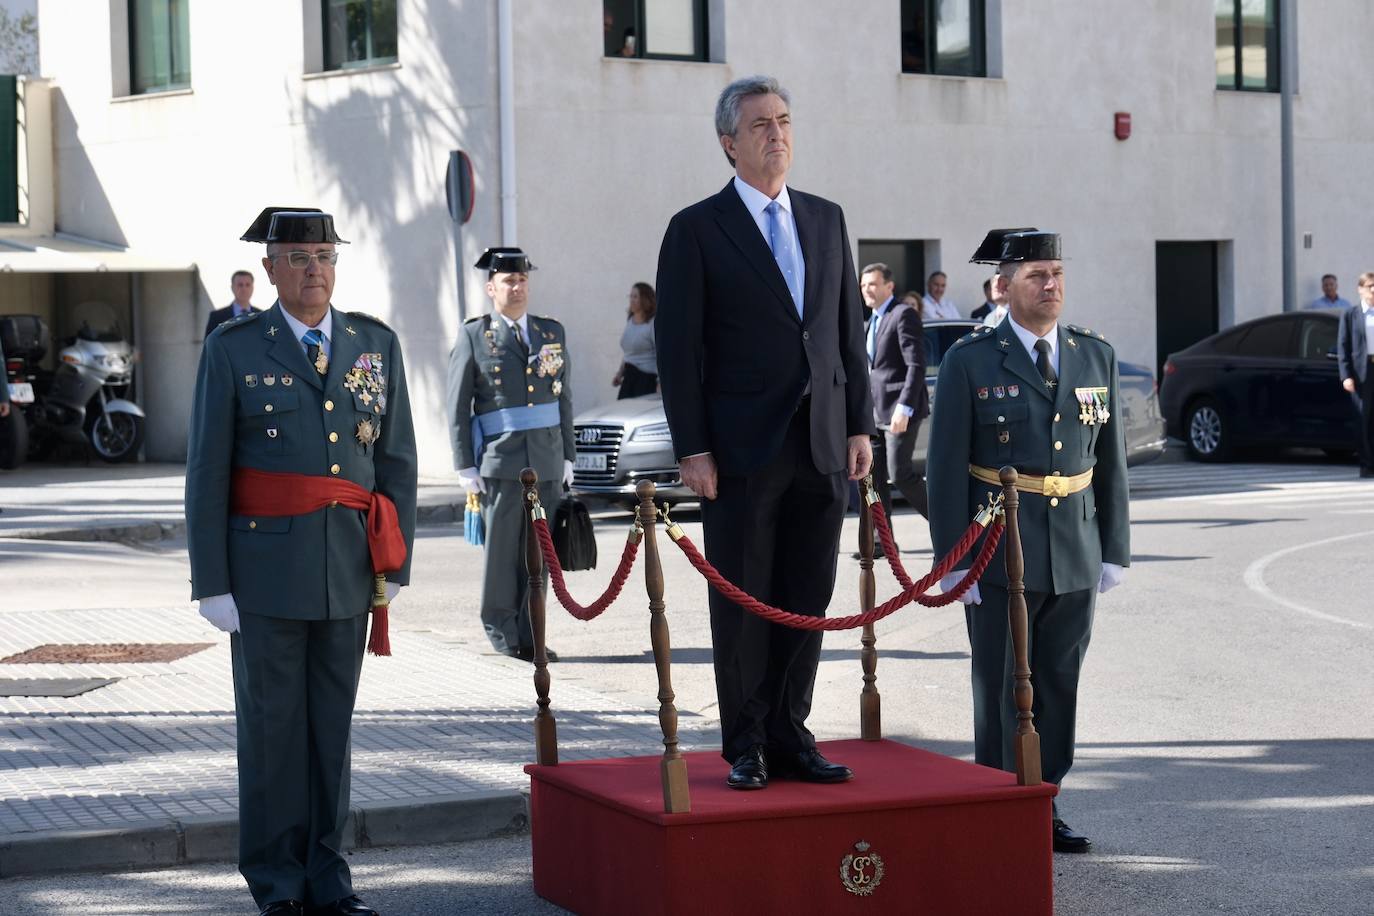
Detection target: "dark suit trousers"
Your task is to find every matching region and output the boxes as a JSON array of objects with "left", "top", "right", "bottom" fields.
[
  {"left": 702, "top": 406, "right": 846, "bottom": 761},
  {"left": 966, "top": 584, "right": 1095, "bottom": 794},
  {"left": 479, "top": 477, "right": 559, "bottom": 652},
  {"left": 878, "top": 422, "right": 928, "bottom": 518},
  {"left": 1353, "top": 371, "right": 1374, "bottom": 472},
  {"left": 231, "top": 611, "right": 369, "bottom": 909}
]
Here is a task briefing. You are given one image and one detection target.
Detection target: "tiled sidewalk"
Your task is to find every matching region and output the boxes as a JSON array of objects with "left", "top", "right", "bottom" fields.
[{"left": 0, "top": 605, "right": 711, "bottom": 844}]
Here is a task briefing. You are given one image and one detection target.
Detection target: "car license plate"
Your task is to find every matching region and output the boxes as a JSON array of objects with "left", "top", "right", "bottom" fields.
[
  {"left": 574, "top": 453, "right": 607, "bottom": 472},
  {"left": 7, "top": 382, "right": 33, "bottom": 404}
]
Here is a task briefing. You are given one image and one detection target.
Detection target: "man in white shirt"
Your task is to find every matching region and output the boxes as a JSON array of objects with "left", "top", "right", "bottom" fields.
[
  {"left": 921, "top": 270, "right": 961, "bottom": 321},
  {"left": 1308, "top": 273, "right": 1353, "bottom": 310}
]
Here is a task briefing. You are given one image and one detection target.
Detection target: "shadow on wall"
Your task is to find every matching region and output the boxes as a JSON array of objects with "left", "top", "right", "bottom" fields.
[
  {"left": 292, "top": 0, "right": 483, "bottom": 452},
  {"left": 49, "top": 87, "right": 127, "bottom": 246}
]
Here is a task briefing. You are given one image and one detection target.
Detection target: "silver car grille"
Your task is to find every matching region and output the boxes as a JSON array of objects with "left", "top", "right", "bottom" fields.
[{"left": 572, "top": 423, "right": 624, "bottom": 485}]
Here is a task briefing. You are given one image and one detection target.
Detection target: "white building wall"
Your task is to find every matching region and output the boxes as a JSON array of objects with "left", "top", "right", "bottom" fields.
[{"left": 36, "top": 0, "right": 1374, "bottom": 473}]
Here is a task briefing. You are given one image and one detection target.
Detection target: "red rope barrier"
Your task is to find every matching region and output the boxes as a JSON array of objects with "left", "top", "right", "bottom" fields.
[
  {"left": 533, "top": 516, "right": 641, "bottom": 621},
  {"left": 869, "top": 501, "right": 914, "bottom": 591},
  {"left": 664, "top": 515, "right": 1003, "bottom": 631}
]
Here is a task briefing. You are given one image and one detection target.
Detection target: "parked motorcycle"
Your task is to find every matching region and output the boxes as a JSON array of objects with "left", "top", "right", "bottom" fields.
[{"left": 1, "top": 304, "right": 145, "bottom": 467}]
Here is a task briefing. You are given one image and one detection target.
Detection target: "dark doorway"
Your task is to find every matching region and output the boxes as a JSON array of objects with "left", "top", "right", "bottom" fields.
[
  {"left": 1155, "top": 242, "right": 1219, "bottom": 379},
  {"left": 857, "top": 239, "right": 925, "bottom": 305}
]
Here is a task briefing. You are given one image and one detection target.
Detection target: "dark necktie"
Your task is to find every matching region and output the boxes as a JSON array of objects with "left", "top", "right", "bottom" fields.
[
  {"left": 1034, "top": 338, "right": 1057, "bottom": 389},
  {"left": 302, "top": 328, "right": 328, "bottom": 376},
  {"left": 510, "top": 320, "right": 528, "bottom": 356}
]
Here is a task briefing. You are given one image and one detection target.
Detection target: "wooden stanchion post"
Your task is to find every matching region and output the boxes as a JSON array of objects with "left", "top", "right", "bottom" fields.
[
  {"left": 639, "top": 481, "right": 690, "bottom": 813},
  {"left": 858, "top": 475, "right": 881, "bottom": 741},
  {"left": 522, "top": 468, "right": 558, "bottom": 766},
  {"left": 999, "top": 466, "right": 1041, "bottom": 786}
]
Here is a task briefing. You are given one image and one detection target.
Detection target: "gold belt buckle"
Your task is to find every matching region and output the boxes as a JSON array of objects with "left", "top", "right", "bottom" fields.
[{"left": 1042, "top": 475, "right": 1070, "bottom": 498}]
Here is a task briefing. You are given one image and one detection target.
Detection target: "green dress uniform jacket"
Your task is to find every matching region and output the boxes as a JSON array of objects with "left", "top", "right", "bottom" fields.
[
  {"left": 187, "top": 302, "right": 417, "bottom": 613},
  {"left": 926, "top": 318, "right": 1130, "bottom": 791},
  {"left": 184, "top": 301, "right": 417, "bottom": 910},
  {"left": 447, "top": 312, "right": 575, "bottom": 653}
]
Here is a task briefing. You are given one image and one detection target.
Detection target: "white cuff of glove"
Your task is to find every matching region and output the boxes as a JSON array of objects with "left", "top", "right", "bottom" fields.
[
  {"left": 384, "top": 581, "right": 401, "bottom": 603},
  {"left": 1098, "top": 562, "right": 1125, "bottom": 594},
  {"left": 458, "top": 467, "right": 485, "bottom": 494},
  {"left": 197, "top": 593, "right": 240, "bottom": 633},
  {"left": 940, "top": 570, "right": 981, "bottom": 606},
  {"left": 563, "top": 459, "right": 574, "bottom": 487}
]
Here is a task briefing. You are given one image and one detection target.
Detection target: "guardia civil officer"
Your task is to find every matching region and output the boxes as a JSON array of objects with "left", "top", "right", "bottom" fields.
[
  {"left": 447, "top": 247, "right": 575, "bottom": 662},
  {"left": 926, "top": 229, "right": 1129, "bottom": 854},
  {"left": 187, "top": 207, "right": 418, "bottom": 916}
]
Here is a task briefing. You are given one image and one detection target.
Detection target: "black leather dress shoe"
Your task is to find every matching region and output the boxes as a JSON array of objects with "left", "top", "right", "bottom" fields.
[
  {"left": 726, "top": 745, "right": 768, "bottom": 790},
  {"left": 307, "top": 895, "right": 380, "bottom": 916},
  {"left": 502, "top": 646, "right": 559, "bottom": 663},
  {"left": 772, "top": 748, "right": 853, "bottom": 783},
  {"left": 1052, "top": 818, "right": 1092, "bottom": 853},
  {"left": 260, "top": 902, "right": 304, "bottom": 916}
]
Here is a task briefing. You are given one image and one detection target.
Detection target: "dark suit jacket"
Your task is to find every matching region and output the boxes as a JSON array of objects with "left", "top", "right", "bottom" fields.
[
  {"left": 970, "top": 301, "right": 994, "bottom": 321},
  {"left": 1337, "top": 305, "right": 1371, "bottom": 386},
  {"left": 868, "top": 298, "right": 929, "bottom": 425},
  {"left": 655, "top": 181, "right": 875, "bottom": 476},
  {"left": 205, "top": 304, "right": 259, "bottom": 337},
  {"left": 0, "top": 338, "right": 9, "bottom": 406}
]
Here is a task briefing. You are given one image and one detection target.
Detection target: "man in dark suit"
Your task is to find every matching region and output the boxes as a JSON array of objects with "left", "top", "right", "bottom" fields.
[
  {"left": 861, "top": 261, "right": 929, "bottom": 528},
  {"left": 1337, "top": 271, "right": 1374, "bottom": 478},
  {"left": 656, "top": 75, "right": 874, "bottom": 791},
  {"left": 971, "top": 278, "right": 995, "bottom": 321},
  {"left": 204, "top": 269, "right": 260, "bottom": 337},
  {"left": 927, "top": 228, "right": 1130, "bottom": 854},
  {"left": 187, "top": 208, "right": 417, "bottom": 916}
]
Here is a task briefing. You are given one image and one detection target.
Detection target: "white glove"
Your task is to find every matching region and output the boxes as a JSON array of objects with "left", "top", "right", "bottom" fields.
[
  {"left": 940, "top": 570, "right": 982, "bottom": 606},
  {"left": 458, "top": 467, "right": 485, "bottom": 495},
  {"left": 384, "top": 581, "right": 401, "bottom": 603},
  {"left": 198, "top": 593, "right": 240, "bottom": 633},
  {"left": 562, "top": 459, "right": 574, "bottom": 488},
  {"left": 1098, "top": 562, "right": 1125, "bottom": 594}
]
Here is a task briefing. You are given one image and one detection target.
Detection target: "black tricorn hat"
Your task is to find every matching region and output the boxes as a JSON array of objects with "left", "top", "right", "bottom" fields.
[
  {"left": 970, "top": 227, "right": 1039, "bottom": 264},
  {"left": 474, "top": 247, "right": 536, "bottom": 274},
  {"left": 241, "top": 207, "right": 350, "bottom": 244}
]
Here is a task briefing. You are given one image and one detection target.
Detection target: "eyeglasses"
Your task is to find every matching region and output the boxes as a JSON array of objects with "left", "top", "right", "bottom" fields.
[{"left": 272, "top": 250, "right": 339, "bottom": 269}]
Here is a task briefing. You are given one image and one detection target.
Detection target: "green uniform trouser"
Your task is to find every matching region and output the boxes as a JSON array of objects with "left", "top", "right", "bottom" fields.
[
  {"left": 231, "top": 611, "right": 368, "bottom": 909},
  {"left": 479, "top": 477, "right": 560, "bottom": 653},
  {"left": 964, "top": 584, "right": 1095, "bottom": 799}
]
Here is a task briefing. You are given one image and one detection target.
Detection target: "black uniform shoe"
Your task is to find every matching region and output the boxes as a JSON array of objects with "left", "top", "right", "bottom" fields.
[
  {"left": 501, "top": 646, "right": 559, "bottom": 663},
  {"left": 307, "top": 895, "right": 380, "bottom": 916},
  {"left": 772, "top": 748, "right": 853, "bottom": 783},
  {"left": 726, "top": 744, "right": 768, "bottom": 790},
  {"left": 260, "top": 902, "right": 304, "bottom": 915},
  {"left": 1052, "top": 818, "right": 1092, "bottom": 853}
]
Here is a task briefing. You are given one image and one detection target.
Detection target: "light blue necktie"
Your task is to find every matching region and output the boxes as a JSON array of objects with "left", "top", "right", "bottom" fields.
[
  {"left": 766, "top": 201, "right": 803, "bottom": 317},
  {"left": 866, "top": 306, "right": 880, "bottom": 364},
  {"left": 302, "top": 328, "right": 328, "bottom": 376}
]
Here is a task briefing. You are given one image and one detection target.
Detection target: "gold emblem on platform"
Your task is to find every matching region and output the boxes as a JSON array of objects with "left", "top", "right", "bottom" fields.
[{"left": 839, "top": 840, "right": 885, "bottom": 897}]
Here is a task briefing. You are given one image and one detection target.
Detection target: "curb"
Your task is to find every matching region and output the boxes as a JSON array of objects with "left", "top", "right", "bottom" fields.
[
  {"left": 0, "top": 503, "right": 466, "bottom": 544},
  {"left": 0, "top": 789, "right": 528, "bottom": 880}
]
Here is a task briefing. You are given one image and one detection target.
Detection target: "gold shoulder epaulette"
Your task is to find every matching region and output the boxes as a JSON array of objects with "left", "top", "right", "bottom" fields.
[
  {"left": 346, "top": 310, "right": 394, "bottom": 333},
  {"left": 1067, "top": 324, "right": 1111, "bottom": 345}
]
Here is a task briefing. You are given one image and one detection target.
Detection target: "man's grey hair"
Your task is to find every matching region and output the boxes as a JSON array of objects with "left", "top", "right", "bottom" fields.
[
  {"left": 715, "top": 75, "right": 790, "bottom": 166},
  {"left": 860, "top": 262, "right": 893, "bottom": 283}
]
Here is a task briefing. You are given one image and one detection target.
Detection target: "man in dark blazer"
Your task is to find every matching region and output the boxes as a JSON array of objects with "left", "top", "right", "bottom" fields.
[
  {"left": 927, "top": 228, "right": 1129, "bottom": 854},
  {"left": 204, "top": 269, "right": 260, "bottom": 337},
  {"left": 656, "top": 75, "right": 874, "bottom": 791},
  {"left": 1336, "top": 271, "right": 1374, "bottom": 478},
  {"left": 187, "top": 208, "right": 417, "bottom": 916},
  {"left": 861, "top": 261, "right": 930, "bottom": 526}
]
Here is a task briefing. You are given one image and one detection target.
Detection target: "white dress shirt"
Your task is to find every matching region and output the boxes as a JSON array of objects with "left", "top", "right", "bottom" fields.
[
  {"left": 922, "top": 294, "right": 961, "bottom": 321},
  {"left": 279, "top": 303, "right": 333, "bottom": 359},
  {"left": 867, "top": 295, "right": 914, "bottom": 418},
  {"left": 982, "top": 304, "right": 1009, "bottom": 328},
  {"left": 1363, "top": 303, "right": 1374, "bottom": 356},
  {"left": 733, "top": 176, "right": 806, "bottom": 307},
  {"left": 1008, "top": 314, "right": 1059, "bottom": 376}
]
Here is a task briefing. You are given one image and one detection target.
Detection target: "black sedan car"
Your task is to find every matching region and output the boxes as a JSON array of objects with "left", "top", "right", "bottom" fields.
[
  {"left": 574, "top": 320, "right": 1166, "bottom": 504},
  {"left": 1159, "top": 308, "right": 1356, "bottom": 461}
]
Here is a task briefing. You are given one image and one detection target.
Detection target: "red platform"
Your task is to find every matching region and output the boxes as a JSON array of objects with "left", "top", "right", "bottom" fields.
[{"left": 526, "top": 738, "right": 1056, "bottom": 915}]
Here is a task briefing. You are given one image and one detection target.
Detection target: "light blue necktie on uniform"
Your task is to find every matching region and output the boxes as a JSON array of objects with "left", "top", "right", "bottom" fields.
[
  {"left": 302, "top": 328, "right": 327, "bottom": 375},
  {"left": 766, "top": 200, "right": 803, "bottom": 318}
]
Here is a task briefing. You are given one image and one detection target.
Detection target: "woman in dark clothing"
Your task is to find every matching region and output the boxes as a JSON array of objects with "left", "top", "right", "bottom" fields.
[{"left": 613, "top": 281, "right": 658, "bottom": 399}]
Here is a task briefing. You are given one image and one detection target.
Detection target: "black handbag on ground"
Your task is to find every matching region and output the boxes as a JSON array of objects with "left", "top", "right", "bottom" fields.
[{"left": 551, "top": 491, "right": 598, "bottom": 571}]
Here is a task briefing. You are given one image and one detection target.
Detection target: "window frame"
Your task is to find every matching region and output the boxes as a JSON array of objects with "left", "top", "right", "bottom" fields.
[
  {"left": 128, "top": 0, "right": 191, "bottom": 96},
  {"left": 901, "top": 0, "right": 988, "bottom": 78},
  {"left": 604, "top": 0, "right": 709, "bottom": 63},
  {"left": 1216, "top": 0, "right": 1280, "bottom": 93},
  {"left": 322, "top": 0, "right": 399, "bottom": 73}
]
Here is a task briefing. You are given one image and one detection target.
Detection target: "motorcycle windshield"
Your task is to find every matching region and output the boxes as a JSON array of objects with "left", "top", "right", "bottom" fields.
[{"left": 73, "top": 302, "right": 126, "bottom": 343}]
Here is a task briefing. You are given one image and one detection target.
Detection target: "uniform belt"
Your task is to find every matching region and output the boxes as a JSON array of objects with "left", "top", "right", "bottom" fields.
[
  {"left": 472, "top": 402, "right": 561, "bottom": 462},
  {"left": 969, "top": 464, "right": 1093, "bottom": 498}
]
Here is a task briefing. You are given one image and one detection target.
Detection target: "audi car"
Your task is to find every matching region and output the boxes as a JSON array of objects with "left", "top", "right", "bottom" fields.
[{"left": 573, "top": 320, "right": 1167, "bottom": 506}]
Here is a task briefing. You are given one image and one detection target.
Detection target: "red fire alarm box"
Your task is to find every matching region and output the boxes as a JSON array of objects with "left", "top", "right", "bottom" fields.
[{"left": 1114, "top": 112, "right": 1131, "bottom": 141}]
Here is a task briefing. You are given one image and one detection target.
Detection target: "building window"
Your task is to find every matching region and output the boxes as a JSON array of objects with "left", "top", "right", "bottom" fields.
[
  {"left": 901, "top": 0, "right": 986, "bottom": 77},
  {"left": 603, "top": 0, "right": 707, "bottom": 61},
  {"left": 324, "top": 0, "right": 398, "bottom": 71},
  {"left": 129, "top": 0, "right": 190, "bottom": 94},
  {"left": 1216, "top": 0, "right": 1279, "bottom": 91}
]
